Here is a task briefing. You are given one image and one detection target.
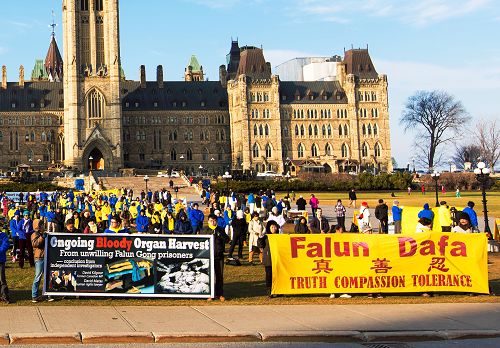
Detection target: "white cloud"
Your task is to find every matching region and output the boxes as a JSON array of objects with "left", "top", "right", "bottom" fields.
[{"left": 287, "top": 0, "right": 492, "bottom": 26}]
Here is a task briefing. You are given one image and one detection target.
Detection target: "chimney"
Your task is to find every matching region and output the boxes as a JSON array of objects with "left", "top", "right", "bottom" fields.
[
  {"left": 1, "top": 65, "right": 6, "bottom": 89},
  {"left": 19, "top": 65, "right": 25, "bottom": 88},
  {"left": 140, "top": 65, "right": 146, "bottom": 89},
  {"left": 157, "top": 65, "right": 164, "bottom": 88}
]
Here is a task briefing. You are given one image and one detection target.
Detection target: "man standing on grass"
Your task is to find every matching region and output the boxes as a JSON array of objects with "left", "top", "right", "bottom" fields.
[
  {"left": 0, "top": 226, "right": 11, "bottom": 304},
  {"left": 203, "top": 214, "right": 229, "bottom": 301},
  {"left": 375, "top": 199, "right": 389, "bottom": 234},
  {"left": 392, "top": 201, "right": 403, "bottom": 234}
]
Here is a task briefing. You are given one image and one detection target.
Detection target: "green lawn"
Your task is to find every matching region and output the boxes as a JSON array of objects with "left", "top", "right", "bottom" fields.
[{"left": 283, "top": 191, "right": 500, "bottom": 218}]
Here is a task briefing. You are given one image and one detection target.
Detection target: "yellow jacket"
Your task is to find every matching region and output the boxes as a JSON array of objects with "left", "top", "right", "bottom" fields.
[
  {"left": 438, "top": 205, "right": 452, "bottom": 226},
  {"left": 101, "top": 205, "right": 111, "bottom": 220}
]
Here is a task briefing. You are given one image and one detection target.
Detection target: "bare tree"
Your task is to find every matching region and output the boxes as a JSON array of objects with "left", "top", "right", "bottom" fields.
[
  {"left": 400, "top": 90, "right": 470, "bottom": 170},
  {"left": 451, "top": 144, "right": 481, "bottom": 169},
  {"left": 475, "top": 119, "right": 500, "bottom": 173}
]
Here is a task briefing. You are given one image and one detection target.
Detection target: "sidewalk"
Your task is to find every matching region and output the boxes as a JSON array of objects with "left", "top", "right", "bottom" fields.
[{"left": 0, "top": 303, "right": 499, "bottom": 344}]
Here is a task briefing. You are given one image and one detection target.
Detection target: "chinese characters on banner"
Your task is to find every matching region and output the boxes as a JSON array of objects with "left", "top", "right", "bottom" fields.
[{"left": 268, "top": 233, "right": 489, "bottom": 295}]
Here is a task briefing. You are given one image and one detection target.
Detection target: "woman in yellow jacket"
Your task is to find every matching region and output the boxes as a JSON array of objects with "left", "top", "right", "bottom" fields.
[
  {"left": 101, "top": 202, "right": 111, "bottom": 228},
  {"left": 437, "top": 201, "right": 452, "bottom": 232}
]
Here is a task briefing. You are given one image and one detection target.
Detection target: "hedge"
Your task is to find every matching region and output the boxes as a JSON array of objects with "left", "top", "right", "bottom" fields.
[
  {"left": 210, "top": 172, "right": 413, "bottom": 193},
  {"left": 0, "top": 182, "right": 67, "bottom": 192}
]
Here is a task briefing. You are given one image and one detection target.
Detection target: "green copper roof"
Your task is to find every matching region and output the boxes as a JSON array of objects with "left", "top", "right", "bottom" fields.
[
  {"left": 120, "top": 66, "right": 126, "bottom": 80},
  {"left": 188, "top": 55, "right": 202, "bottom": 72},
  {"left": 31, "top": 59, "right": 49, "bottom": 80}
]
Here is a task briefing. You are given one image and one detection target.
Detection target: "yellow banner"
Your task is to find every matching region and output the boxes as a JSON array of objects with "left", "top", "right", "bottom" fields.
[{"left": 268, "top": 233, "right": 489, "bottom": 295}]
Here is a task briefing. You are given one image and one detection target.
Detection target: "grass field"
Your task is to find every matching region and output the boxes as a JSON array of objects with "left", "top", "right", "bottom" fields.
[{"left": 280, "top": 191, "right": 500, "bottom": 219}]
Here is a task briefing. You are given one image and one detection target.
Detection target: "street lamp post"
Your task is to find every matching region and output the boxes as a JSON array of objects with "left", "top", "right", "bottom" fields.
[
  {"left": 431, "top": 170, "right": 440, "bottom": 207},
  {"left": 474, "top": 161, "right": 491, "bottom": 233},
  {"left": 411, "top": 157, "right": 416, "bottom": 173},
  {"left": 222, "top": 171, "right": 232, "bottom": 195},
  {"left": 285, "top": 172, "right": 291, "bottom": 198},
  {"left": 144, "top": 175, "right": 149, "bottom": 194}
]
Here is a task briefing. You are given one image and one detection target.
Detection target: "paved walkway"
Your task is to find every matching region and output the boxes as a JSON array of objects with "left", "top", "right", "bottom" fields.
[{"left": 0, "top": 304, "right": 499, "bottom": 344}]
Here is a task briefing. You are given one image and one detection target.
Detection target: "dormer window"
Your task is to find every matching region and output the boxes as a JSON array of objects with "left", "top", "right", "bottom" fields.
[
  {"left": 309, "top": 95, "right": 314, "bottom": 101},
  {"left": 172, "top": 102, "right": 177, "bottom": 107},
  {"left": 296, "top": 95, "right": 300, "bottom": 101},
  {"left": 40, "top": 102, "right": 45, "bottom": 108},
  {"left": 182, "top": 101, "right": 187, "bottom": 107},
  {"left": 31, "top": 102, "right": 35, "bottom": 108},
  {"left": 11, "top": 103, "right": 16, "bottom": 109},
  {"left": 125, "top": 102, "right": 130, "bottom": 108},
  {"left": 135, "top": 102, "right": 139, "bottom": 108},
  {"left": 153, "top": 102, "right": 158, "bottom": 108},
  {"left": 281, "top": 95, "right": 286, "bottom": 101},
  {"left": 200, "top": 101, "right": 205, "bottom": 107}
]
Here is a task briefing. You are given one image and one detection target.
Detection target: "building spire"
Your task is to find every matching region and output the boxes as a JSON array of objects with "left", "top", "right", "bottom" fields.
[{"left": 45, "top": 10, "right": 63, "bottom": 82}]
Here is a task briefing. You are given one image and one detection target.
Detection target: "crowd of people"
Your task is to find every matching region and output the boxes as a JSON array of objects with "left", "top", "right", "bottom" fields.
[{"left": 0, "top": 186, "right": 495, "bottom": 304}]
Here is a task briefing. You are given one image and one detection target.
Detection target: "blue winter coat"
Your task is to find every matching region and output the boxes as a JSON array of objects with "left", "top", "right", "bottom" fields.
[
  {"left": 18, "top": 219, "right": 34, "bottom": 240},
  {"left": 46, "top": 211, "right": 56, "bottom": 223},
  {"left": 188, "top": 208, "right": 204, "bottom": 227},
  {"left": 217, "top": 216, "right": 226, "bottom": 229},
  {"left": 0, "top": 232, "right": 10, "bottom": 263},
  {"left": 174, "top": 219, "right": 193, "bottom": 234},
  {"left": 462, "top": 207, "right": 478, "bottom": 227},
  {"left": 247, "top": 193, "right": 255, "bottom": 204},
  {"left": 392, "top": 206, "right": 403, "bottom": 222},
  {"left": 223, "top": 210, "right": 234, "bottom": 226},
  {"left": 10, "top": 219, "right": 21, "bottom": 238},
  {"left": 136, "top": 215, "right": 149, "bottom": 233}
]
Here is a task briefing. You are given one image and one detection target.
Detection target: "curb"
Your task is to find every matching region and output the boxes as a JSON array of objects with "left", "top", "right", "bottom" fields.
[
  {"left": 81, "top": 332, "right": 154, "bottom": 344},
  {"left": 153, "top": 331, "right": 261, "bottom": 343},
  {"left": 260, "top": 330, "right": 361, "bottom": 342},
  {"left": 8, "top": 333, "right": 81, "bottom": 345},
  {"left": 0, "top": 330, "right": 499, "bottom": 344}
]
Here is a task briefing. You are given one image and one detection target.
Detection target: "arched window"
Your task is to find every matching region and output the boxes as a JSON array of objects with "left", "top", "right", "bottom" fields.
[
  {"left": 283, "top": 126, "right": 289, "bottom": 137},
  {"left": 311, "top": 144, "right": 319, "bottom": 157},
  {"left": 282, "top": 145, "right": 288, "bottom": 159},
  {"left": 322, "top": 125, "right": 327, "bottom": 136},
  {"left": 362, "top": 143, "right": 369, "bottom": 157},
  {"left": 265, "top": 124, "right": 270, "bottom": 136},
  {"left": 308, "top": 125, "right": 313, "bottom": 136},
  {"left": 298, "top": 143, "right": 305, "bottom": 158},
  {"left": 187, "top": 148, "right": 193, "bottom": 161},
  {"left": 344, "top": 124, "right": 349, "bottom": 136},
  {"left": 0, "top": 131, "right": 3, "bottom": 143},
  {"left": 173, "top": 130, "right": 177, "bottom": 141},
  {"left": 170, "top": 149, "right": 177, "bottom": 161},
  {"left": 367, "top": 124, "right": 372, "bottom": 136},
  {"left": 314, "top": 125, "right": 318, "bottom": 136},
  {"left": 295, "top": 125, "right": 299, "bottom": 136},
  {"left": 253, "top": 143, "right": 260, "bottom": 158},
  {"left": 259, "top": 125, "right": 263, "bottom": 136},
  {"left": 86, "top": 89, "right": 105, "bottom": 127},
  {"left": 265, "top": 144, "right": 272, "bottom": 158},
  {"left": 202, "top": 148, "right": 209, "bottom": 161},
  {"left": 374, "top": 143, "right": 382, "bottom": 157},
  {"left": 300, "top": 125, "right": 305, "bottom": 136},
  {"left": 338, "top": 125, "right": 343, "bottom": 136},
  {"left": 374, "top": 124, "right": 378, "bottom": 136},
  {"left": 327, "top": 124, "right": 332, "bottom": 137},
  {"left": 27, "top": 149, "right": 34, "bottom": 162},
  {"left": 362, "top": 124, "right": 366, "bottom": 136},
  {"left": 80, "top": 0, "right": 89, "bottom": 11},
  {"left": 325, "top": 143, "right": 332, "bottom": 156},
  {"left": 254, "top": 125, "right": 258, "bottom": 136},
  {"left": 41, "top": 132, "right": 47, "bottom": 142},
  {"left": 30, "top": 132, "right": 35, "bottom": 142},
  {"left": 341, "top": 143, "right": 349, "bottom": 158}
]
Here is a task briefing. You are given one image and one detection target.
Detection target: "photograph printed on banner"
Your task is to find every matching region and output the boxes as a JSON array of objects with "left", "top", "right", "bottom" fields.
[
  {"left": 48, "top": 270, "right": 78, "bottom": 292},
  {"left": 156, "top": 258, "right": 210, "bottom": 295},
  {"left": 104, "top": 258, "right": 155, "bottom": 294}
]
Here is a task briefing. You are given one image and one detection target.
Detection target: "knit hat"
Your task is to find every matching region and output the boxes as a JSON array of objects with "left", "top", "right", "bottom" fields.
[
  {"left": 361, "top": 202, "right": 368, "bottom": 207},
  {"left": 23, "top": 210, "right": 30, "bottom": 216},
  {"left": 459, "top": 212, "right": 471, "bottom": 223},
  {"left": 14, "top": 211, "right": 20, "bottom": 216}
]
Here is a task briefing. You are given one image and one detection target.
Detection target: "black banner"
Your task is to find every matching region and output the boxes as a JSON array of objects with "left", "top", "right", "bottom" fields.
[{"left": 43, "top": 233, "right": 214, "bottom": 298}]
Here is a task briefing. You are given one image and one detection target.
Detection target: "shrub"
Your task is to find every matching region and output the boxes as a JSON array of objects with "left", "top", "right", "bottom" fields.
[{"left": 0, "top": 182, "right": 66, "bottom": 192}]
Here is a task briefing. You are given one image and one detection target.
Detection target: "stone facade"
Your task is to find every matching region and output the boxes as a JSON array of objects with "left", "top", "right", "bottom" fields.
[{"left": 0, "top": 0, "right": 392, "bottom": 175}]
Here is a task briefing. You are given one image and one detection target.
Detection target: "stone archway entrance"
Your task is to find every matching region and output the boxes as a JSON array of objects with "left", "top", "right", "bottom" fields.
[{"left": 89, "top": 148, "right": 105, "bottom": 171}]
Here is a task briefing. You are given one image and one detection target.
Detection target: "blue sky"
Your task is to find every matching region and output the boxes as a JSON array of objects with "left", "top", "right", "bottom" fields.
[{"left": 1, "top": 0, "right": 499, "bottom": 169}]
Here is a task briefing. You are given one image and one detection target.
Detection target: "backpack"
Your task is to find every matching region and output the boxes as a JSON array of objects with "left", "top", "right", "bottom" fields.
[{"left": 226, "top": 257, "right": 242, "bottom": 266}]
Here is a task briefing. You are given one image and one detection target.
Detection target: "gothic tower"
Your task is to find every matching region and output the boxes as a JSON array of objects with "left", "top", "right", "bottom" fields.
[{"left": 62, "top": 0, "right": 123, "bottom": 171}]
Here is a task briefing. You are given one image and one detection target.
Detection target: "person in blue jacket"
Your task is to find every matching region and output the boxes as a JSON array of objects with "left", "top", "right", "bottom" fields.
[
  {"left": 462, "top": 201, "right": 479, "bottom": 231},
  {"left": 0, "top": 228, "right": 12, "bottom": 303},
  {"left": 18, "top": 211, "right": 35, "bottom": 268},
  {"left": 392, "top": 200, "right": 403, "bottom": 234},
  {"left": 188, "top": 203, "right": 204, "bottom": 234},
  {"left": 174, "top": 213, "right": 193, "bottom": 234},
  {"left": 9, "top": 212, "right": 21, "bottom": 262},
  {"left": 418, "top": 203, "right": 434, "bottom": 221},
  {"left": 135, "top": 210, "right": 149, "bottom": 233}
]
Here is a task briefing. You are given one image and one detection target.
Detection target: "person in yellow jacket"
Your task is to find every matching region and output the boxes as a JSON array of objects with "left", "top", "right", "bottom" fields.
[
  {"left": 101, "top": 202, "right": 111, "bottom": 228},
  {"left": 154, "top": 201, "right": 163, "bottom": 213},
  {"left": 438, "top": 201, "right": 452, "bottom": 232},
  {"left": 115, "top": 199, "right": 123, "bottom": 213},
  {"left": 174, "top": 200, "right": 184, "bottom": 217}
]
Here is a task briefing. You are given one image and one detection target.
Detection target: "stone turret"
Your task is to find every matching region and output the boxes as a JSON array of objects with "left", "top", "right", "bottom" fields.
[
  {"left": 1, "top": 66, "right": 6, "bottom": 89},
  {"left": 140, "top": 65, "right": 146, "bottom": 88},
  {"left": 19, "top": 65, "right": 25, "bottom": 88},
  {"left": 45, "top": 33, "right": 63, "bottom": 82},
  {"left": 184, "top": 55, "right": 204, "bottom": 82},
  {"left": 157, "top": 65, "right": 164, "bottom": 88}
]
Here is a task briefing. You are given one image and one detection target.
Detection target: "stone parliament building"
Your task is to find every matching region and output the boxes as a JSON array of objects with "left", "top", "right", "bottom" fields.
[{"left": 0, "top": 0, "right": 392, "bottom": 175}]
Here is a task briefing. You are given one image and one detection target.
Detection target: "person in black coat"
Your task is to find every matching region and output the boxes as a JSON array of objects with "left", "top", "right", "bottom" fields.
[
  {"left": 296, "top": 196, "right": 307, "bottom": 211},
  {"left": 203, "top": 214, "right": 230, "bottom": 301},
  {"left": 263, "top": 220, "right": 279, "bottom": 297},
  {"left": 374, "top": 199, "right": 389, "bottom": 234},
  {"left": 228, "top": 210, "right": 247, "bottom": 259},
  {"left": 174, "top": 214, "right": 193, "bottom": 234}
]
